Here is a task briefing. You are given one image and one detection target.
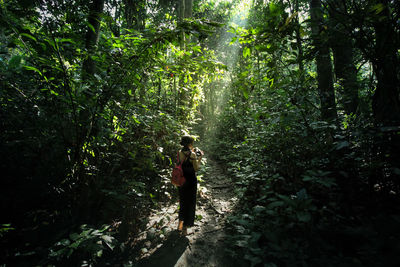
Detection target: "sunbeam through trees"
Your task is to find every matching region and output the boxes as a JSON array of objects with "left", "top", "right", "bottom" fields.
[{"left": 1, "top": 0, "right": 400, "bottom": 266}]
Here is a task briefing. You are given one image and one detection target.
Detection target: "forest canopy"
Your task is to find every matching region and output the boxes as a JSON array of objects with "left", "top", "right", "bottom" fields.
[{"left": 1, "top": 0, "right": 400, "bottom": 266}]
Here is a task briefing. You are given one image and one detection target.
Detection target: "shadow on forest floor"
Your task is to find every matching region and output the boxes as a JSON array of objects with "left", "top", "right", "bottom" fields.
[{"left": 137, "top": 231, "right": 189, "bottom": 267}]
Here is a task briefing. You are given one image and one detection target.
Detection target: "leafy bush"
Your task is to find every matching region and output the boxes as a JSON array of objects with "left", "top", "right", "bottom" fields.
[{"left": 48, "top": 224, "right": 116, "bottom": 265}]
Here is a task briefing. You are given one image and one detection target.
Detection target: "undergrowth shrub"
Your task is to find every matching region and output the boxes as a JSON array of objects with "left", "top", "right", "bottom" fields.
[{"left": 208, "top": 86, "right": 400, "bottom": 266}]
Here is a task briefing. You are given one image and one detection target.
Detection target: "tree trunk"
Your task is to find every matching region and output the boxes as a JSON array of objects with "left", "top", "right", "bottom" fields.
[
  {"left": 371, "top": 0, "right": 400, "bottom": 190},
  {"left": 110, "top": 0, "right": 121, "bottom": 37},
  {"left": 157, "top": 77, "right": 162, "bottom": 108},
  {"left": 124, "top": 0, "right": 146, "bottom": 30},
  {"left": 332, "top": 44, "right": 359, "bottom": 116},
  {"left": 309, "top": 0, "right": 337, "bottom": 123},
  {"left": 372, "top": 0, "right": 400, "bottom": 126},
  {"left": 123, "top": 0, "right": 134, "bottom": 28},
  {"left": 178, "top": 0, "right": 185, "bottom": 49},
  {"left": 82, "top": 0, "right": 105, "bottom": 77},
  {"left": 184, "top": 0, "right": 193, "bottom": 18},
  {"left": 328, "top": 1, "right": 359, "bottom": 116},
  {"left": 294, "top": 0, "right": 304, "bottom": 81},
  {"left": 177, "top": 0, "right": 193, "bottom": 118}
]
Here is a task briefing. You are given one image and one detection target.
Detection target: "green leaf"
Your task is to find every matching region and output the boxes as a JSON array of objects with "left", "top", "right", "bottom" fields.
[
  {"left": 101, "top": 235, "right": 115, "bottom": 250},
  {"left": 23, "top": 65, "right": 42, "bottom": 76},
  {"left": 371, "top": 3, "right": 385, "bottom": 14},
  {"left": 235, "top": 239, "right": 248, "bottom": 247},
  {"left": 253, "top": 205, "right": 266, "bottom": 214},
  {"left": 58, "top": 38, "right": 76, "bottom": 44},
  {"left": 243, "top": 47, "right": 251, "bottom": 58},
  {"left": 192, "top": 45, "right": 202, "bottom": 53},
  {"left": 8, "top": 55, "right": 22, "bottom": 69},
  {"left": 241, "top": 87, "right": 249, "bottom": 99},
  {"left": 131, "top": 115, "right": 140, "bottom": 124},
  {"left": 96, "top": 249, "right": 103, "bottom": 257},
  {"left": 269, "top": 2, "right": 279, "bottom": 14},
  {"left": 87, "top": 23, "right": 96, "bottom": 33},
  {"left": 235, "top": 219, "right": 250, "bottom": 226},
  {"left": 229, "top": 37, "right": 238, "bottom": 45},
  {"left": 335, "top": 141, "right": 349, "bottom": 150},
  {"left": 56, "top": 238, "right": 71, "bottom": 246},
  {"left": 20, "top": 33, "right": 37, "bottom": 42},
  {"left": 296, "top": 211, "right": 311, "bottom": 222},
  {"left": 318, "top": 178, "right": 336, "bottom": 188},
  {"left": 69, "top": 233, "right": 79, "bottom": 241},
  {"left": 267, "top": 201, "right": 284, "bottom": 209},
  {"left": 45, "top": 38, "right": 56, "bottom": 49},
  {"left": 50, "top": 90, "right": 59, "bottom": 96},
  {"left": 244, "top": 254, "right": 262, "bottom": 266},
  {"left": 69, "top": 241, "right": 81, "bottom": 249}
]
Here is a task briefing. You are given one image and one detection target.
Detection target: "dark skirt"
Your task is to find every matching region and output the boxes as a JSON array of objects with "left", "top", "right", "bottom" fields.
[{"left": 178, "top": 157, "right": 197, "bottom": 227}]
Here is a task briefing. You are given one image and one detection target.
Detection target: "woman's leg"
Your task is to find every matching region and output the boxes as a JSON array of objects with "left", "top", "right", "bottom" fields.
[
  {"left": 178, "top": 186, "right": 187, "bottom": 231},
  {"left": 178, "top": 220, "right": 184, "bottom": 231},
  {"left": 183, "top": 182, "right": 197, "bottom": 227}
]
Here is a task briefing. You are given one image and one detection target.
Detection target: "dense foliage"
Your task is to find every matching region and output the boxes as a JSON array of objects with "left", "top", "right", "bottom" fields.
[
  {"left": 207, "top": 0, "right": 400, "bottom": 266},
  {"left": 1, "top": 0, "right": 400, "bottom": 266},
  {"left": 0, "top": 0, "right": 224, "bottom": 264}
]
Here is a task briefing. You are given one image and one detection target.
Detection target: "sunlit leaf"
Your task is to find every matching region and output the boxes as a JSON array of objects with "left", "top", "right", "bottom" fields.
[
  {"left": 23, "top": 65, "right": 42, "bottom": 76},
  {"left": 20, "top": 33, "right": 37, "bottom": 42},
  {"left": 243, "top": 47, "right": 251, "bottom": 58}
]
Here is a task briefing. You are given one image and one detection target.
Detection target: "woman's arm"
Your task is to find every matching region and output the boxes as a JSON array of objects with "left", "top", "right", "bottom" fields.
[
  {"left": 190, "top": 152, "right": 201, "bottom": 172},
  {"left": 179, "top": 150, "right": 201, "bottom": 171}
]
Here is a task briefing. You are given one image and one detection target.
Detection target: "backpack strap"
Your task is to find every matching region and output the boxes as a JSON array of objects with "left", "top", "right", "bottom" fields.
[{"left": 177, "top": 150, "right": 190, "bottom": 165}]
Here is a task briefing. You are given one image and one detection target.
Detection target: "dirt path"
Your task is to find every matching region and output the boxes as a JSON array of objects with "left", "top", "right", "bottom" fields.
[{"left": 133, "top": 157, "right": 242, "bottom": 267}]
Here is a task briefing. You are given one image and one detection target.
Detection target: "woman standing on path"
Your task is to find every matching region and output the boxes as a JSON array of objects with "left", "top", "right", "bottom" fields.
[{"left": 177, "top": 136, "right": 203, "bottom": 235}]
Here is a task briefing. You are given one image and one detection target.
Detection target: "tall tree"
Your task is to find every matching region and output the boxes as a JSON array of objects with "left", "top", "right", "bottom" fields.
[
  {"left": 82, "top": 0, "right": 105, "bottom": 77},
  {"left": 328, "top": 1, "right": 359, "bottom": 116},
  {"left": 178, "top": 0, "right": 186, "bottom": 49},
  {"left": 371, "top": 0, "right": 400, "bottom": 188},
  {"left": 293, "top": 0, "right": 304, "bottom": 80},
  {"left": 371, "top": 0, "right": 400, "bottom": 125},
  {"left": 184, "top": 0, "right": 193, "bottom": 18},
  {"left": 177, "top": 0, "right": 193, "bottom": 117},
  {"left": 123, "top": 0, "right": 146, "bottom": 30},
  {"left": 309, "top": 0, "right": 337, "bottom": 123}
]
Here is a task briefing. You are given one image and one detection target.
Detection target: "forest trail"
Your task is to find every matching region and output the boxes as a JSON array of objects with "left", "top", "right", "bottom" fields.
[{"left": 133, "top": 156, "right": 244, "bottom": 267}]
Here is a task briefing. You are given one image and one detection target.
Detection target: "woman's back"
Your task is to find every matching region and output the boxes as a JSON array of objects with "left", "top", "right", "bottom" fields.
[{"left": 179, "top": 150, "right": 196, "bottom": 183}]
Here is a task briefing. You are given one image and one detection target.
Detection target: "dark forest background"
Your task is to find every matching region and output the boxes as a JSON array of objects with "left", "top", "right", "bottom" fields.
[{"left": 1, "top": 0, "right": 400, "bottom": 266}]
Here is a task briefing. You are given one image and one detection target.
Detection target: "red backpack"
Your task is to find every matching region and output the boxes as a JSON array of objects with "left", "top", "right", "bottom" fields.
[{"left": 171, "top": 151, "right": 188, "bottom": 186}]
